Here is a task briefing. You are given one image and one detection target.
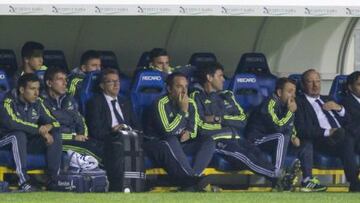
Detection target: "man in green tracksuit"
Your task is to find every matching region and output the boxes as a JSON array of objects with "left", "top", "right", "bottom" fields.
[
  {"left": 42, "top": 67, "right": 103, "bottom": 162},
  {"left": 67, "top": 50, "right": 101, "bottom": 99}
]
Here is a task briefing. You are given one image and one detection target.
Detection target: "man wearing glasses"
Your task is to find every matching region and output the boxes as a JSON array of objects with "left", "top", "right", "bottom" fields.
[{"left": 86, "top": 68, "right": 138, "bottom": 191}]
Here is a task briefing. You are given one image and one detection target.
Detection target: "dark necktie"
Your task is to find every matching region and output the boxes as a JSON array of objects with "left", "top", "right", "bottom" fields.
[
  {"left": 111, "top": 99, "right": 124, "bottom": 124},
  {"left": 315, "top": 99, "right": 340, "bottom": 128}
]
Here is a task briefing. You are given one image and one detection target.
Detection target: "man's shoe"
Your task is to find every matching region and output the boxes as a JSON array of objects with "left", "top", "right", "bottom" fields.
[
  {"left": 349, "top": 182, "right": 360, "bottom": 192},
  {"left": 18, "top": 182, "right": 37, "bottom": 192},
  {"left": 272, "top": 170, "right": 286, "bottom": 192},
  {"left": 283, "top": 159, "right": 301, "bottom": 191},
  {"left": 202, "top": 184, "right": 222, "bottom": 192},
  {"left": 300, "top": 177, "right": 327, "bottom": 192}
]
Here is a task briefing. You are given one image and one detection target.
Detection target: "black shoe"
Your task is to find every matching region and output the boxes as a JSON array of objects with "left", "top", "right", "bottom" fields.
[
  {"left": 18, "top": 182, "right": 37, "bottom": 192},
  {"left": 300, "top": 177, "right": 327, "bottom": 192},
  {"left": 349, "top": 182, "right": 360, "bottom": 192},
  {"left": 272, "top": 170, "right": 286, "bottom": 192},
  {"left": 283, "top": 159, "right": 301, "bottom": 191},
  {"left": 46, "top": 179, "right": 58, "bottom": 191}
]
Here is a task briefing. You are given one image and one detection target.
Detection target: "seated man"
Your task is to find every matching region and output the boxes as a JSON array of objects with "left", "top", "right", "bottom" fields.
[
  {"left": 245, "top": 77, "right": 299, "bottom": 182},
  {"left": 144, "top": 72, "right": 215, "bottom": 190},
  {"left": 13, "top": 41, "right": 48, "bottom": 86},
  {"left": 191, "top": 62, "right": 295, "bottom": 191},
  {"left": 342, "top": 71, "right": 360, "bottom": 153},
  {"left": 295, "top": 69, "right": 360, "bottom": 192},
  {"left": 41, "top": 67, "right": 102, "bottom": 162},
  {"left": 134, "top": 48, "right": 174, "bottom": 77},
  {"left": 0, "top": 73, "right": 62, "bottom": 191},
  {"left": 86, "top": 68, "right": 138, "bottom": 191},
  {"left": 68, "top": 50, "right": 101, "bottom": 98}
]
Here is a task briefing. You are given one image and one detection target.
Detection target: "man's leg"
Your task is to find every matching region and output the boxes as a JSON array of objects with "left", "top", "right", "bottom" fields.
[
  {"left": 253, "top": 133, "right": 290, "bottom": 173},
  {"left": 296, "top": 140, "right": 313, "bottom": 180},
  {"left": 216, "top": 139, "right": 277, "bottom": 178},
  {"left": 157, "top": 136, "right": 196, "bottom": 177},
  {"left": 320, "top": 135, "right": 360, "bottom": 190},
  {"left": 46, "top": 131, "right": 62, "bottom": 179},
  {"left": 143, "top": 137, "right": 198, "bottom": 189},
  {"left": 290, "top": 139, "right": 327, "bottom": 192},
  {"left": 0, "top": 132, "right": 29, "bottom": 185},
  {"left": 182, "top": 135, "right": 215, "bottom": 176}
]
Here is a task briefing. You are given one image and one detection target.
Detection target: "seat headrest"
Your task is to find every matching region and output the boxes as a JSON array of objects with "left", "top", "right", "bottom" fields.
[
  {"left": 288, "top": 74, "right": 303, "bottom": 95},
  {"left": 43, "top": 50, "right": 68, "bottom": 73},
  {"left": 0, "top": 49, "right": 18, "bottom": 77},
  {"left": 137, "top": 51, "right": 151, "bottom": 68},
  {"left": 188, "top": 52, "right": 217, "bottom": 68},
  {"left": 99, "top": 51, "right": 119, "bottom": 70},
  {"left": 236, "top": 52, "right": 270, "bottom": 75},
  {"left": 329, "top": 75, "right": 348, "bottom": 102}
]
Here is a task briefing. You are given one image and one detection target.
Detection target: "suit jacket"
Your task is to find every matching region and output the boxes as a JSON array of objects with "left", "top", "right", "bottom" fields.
[
  {"left": 86, "top": 93, "right": 138, "bottom": 142},
  {"left": 342, "top": 94, "right": 360, "bottom": 139},
  {"left": 295, "top": 94, "right": 344, "bottom": 140}
]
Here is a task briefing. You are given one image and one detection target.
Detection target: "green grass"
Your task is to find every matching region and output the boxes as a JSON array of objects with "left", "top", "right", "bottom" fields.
[{"left": 1, "top": 192, "right": 360, "bottom": 203}]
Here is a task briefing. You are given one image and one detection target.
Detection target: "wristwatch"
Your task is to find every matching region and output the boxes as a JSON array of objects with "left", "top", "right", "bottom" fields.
[{"left": 214, "top": 116, "right": 221, "bottom": 123}]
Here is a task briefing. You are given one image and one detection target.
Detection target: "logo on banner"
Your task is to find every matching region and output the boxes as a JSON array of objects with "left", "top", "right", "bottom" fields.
[
  {"left": 8, "top": 5, "right": 44, "bottom": 14},
  {"left": 221, "top": 6, "right": 256, "bottom": 16},
  {"left": 178, "top": 6, "right": 214, "bottom": 15},
  {"left": 262, "top": 7, "right": 296, "bottom": 16},
  {"left": 51, "top": 6, "right": 86, "bottom": 14},
  {"left": 0, "top": 74, "right": 5, "bottom": 80},
  {"left": 304, "top": 7, "right": 338, "bottom": 16},
  {"left": 137, "top": 6, "right": 171, "bottom": 15},
  {"left": 345, "top": 8, "right": 360, "bottom": 16},
  {"left": 94, "top": 6, "right": 129, "bottom": 14}
]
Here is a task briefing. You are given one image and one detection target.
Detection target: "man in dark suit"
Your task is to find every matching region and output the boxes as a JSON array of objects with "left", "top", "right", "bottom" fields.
[
  {"left": 86, "top": 68, "right": 138, "bottom": 191},
  {"left": 342, "top": 71, "right": 360, "bottom": 153},
  {"left": 295, "top": 69, "right": 360, "bottom": 192}
]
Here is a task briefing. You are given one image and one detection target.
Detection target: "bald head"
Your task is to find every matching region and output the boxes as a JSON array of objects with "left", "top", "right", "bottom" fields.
[{"left": 301, "top": 69, "right": 321, "bottom": 97}]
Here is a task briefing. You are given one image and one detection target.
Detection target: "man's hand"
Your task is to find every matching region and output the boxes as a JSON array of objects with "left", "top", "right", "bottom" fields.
[
  {"left": 43, "top": 133, "right": 54, "bottom": 145},
  {"left": 204, "top": 115, "right": 215, "bottom": 123},
  {"left": 323, "top": 101, "right": 342, "bottom": 112},
  {"left": 287, "top": 97, "right": 297, "bottom": 113},
  {"left": 39, "top": 124, "right": 53, "bottom": 136},
  {"left": 178, "top": 93, "right": 189, "bottom": 113},
  {"left": 74, "top": 135, "right": 88, "bottom": 142},
  {"left": 329, "top": 128, "right": 338, "bottom": 136},
  {"left": 112, "top": 124, "right": 127, "bottom": 132},
  {"left": 163, "top": 66, "right": 171, "bottom": 74},
  {"left": 291, "top": 136, "right": 300, "bottom": 147},
  {"left": 180, "top": 131, "right": 190, "bottom": 143}
]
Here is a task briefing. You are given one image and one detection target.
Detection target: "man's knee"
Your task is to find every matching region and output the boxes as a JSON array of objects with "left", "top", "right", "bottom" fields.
[
  {"left": 51, "top": 131, "right": 62, "bottom": 142},
  {"left": 199, "top": 135, "right": 215, "bottom": 147},
  {"left": 164, "top": 135, "right": 178, "bottom": 142},
  {"left": 9, "top": 131, "right": 27, "bottom": 146},
  {"left": 299, "top": 140, "right": 313, "bottom": 157}
]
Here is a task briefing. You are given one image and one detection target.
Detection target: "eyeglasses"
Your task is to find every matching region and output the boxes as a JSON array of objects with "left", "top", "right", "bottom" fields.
[{"left": 104, "top": 80, "right": 120, "bottom": 85}]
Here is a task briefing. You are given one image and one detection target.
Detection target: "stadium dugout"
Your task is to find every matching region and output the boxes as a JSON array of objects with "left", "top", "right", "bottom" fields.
[{"left": 1, "top": 0, "right": 360, "bottom": 192}]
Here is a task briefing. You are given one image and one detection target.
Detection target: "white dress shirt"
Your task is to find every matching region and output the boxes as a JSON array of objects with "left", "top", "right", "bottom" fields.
[
  {"left": 103, "top": 93, "right": 125, "bottom": 127},
  {"left": 305, "top": 94, "right": 345, "bottom": 137}
]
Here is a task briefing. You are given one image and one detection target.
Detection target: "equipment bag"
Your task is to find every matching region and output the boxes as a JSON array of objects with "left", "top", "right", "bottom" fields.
[
  {"left": 52, "top": 168, "right": 108, "bottom": 192},
  {"left": 0, "top": 181, "right": 9, "bottom": 192}
]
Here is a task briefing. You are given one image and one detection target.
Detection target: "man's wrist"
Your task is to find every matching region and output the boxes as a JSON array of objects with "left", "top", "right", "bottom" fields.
[{"left": 214, "top": 116, "right": 221, "bottom": 123}]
